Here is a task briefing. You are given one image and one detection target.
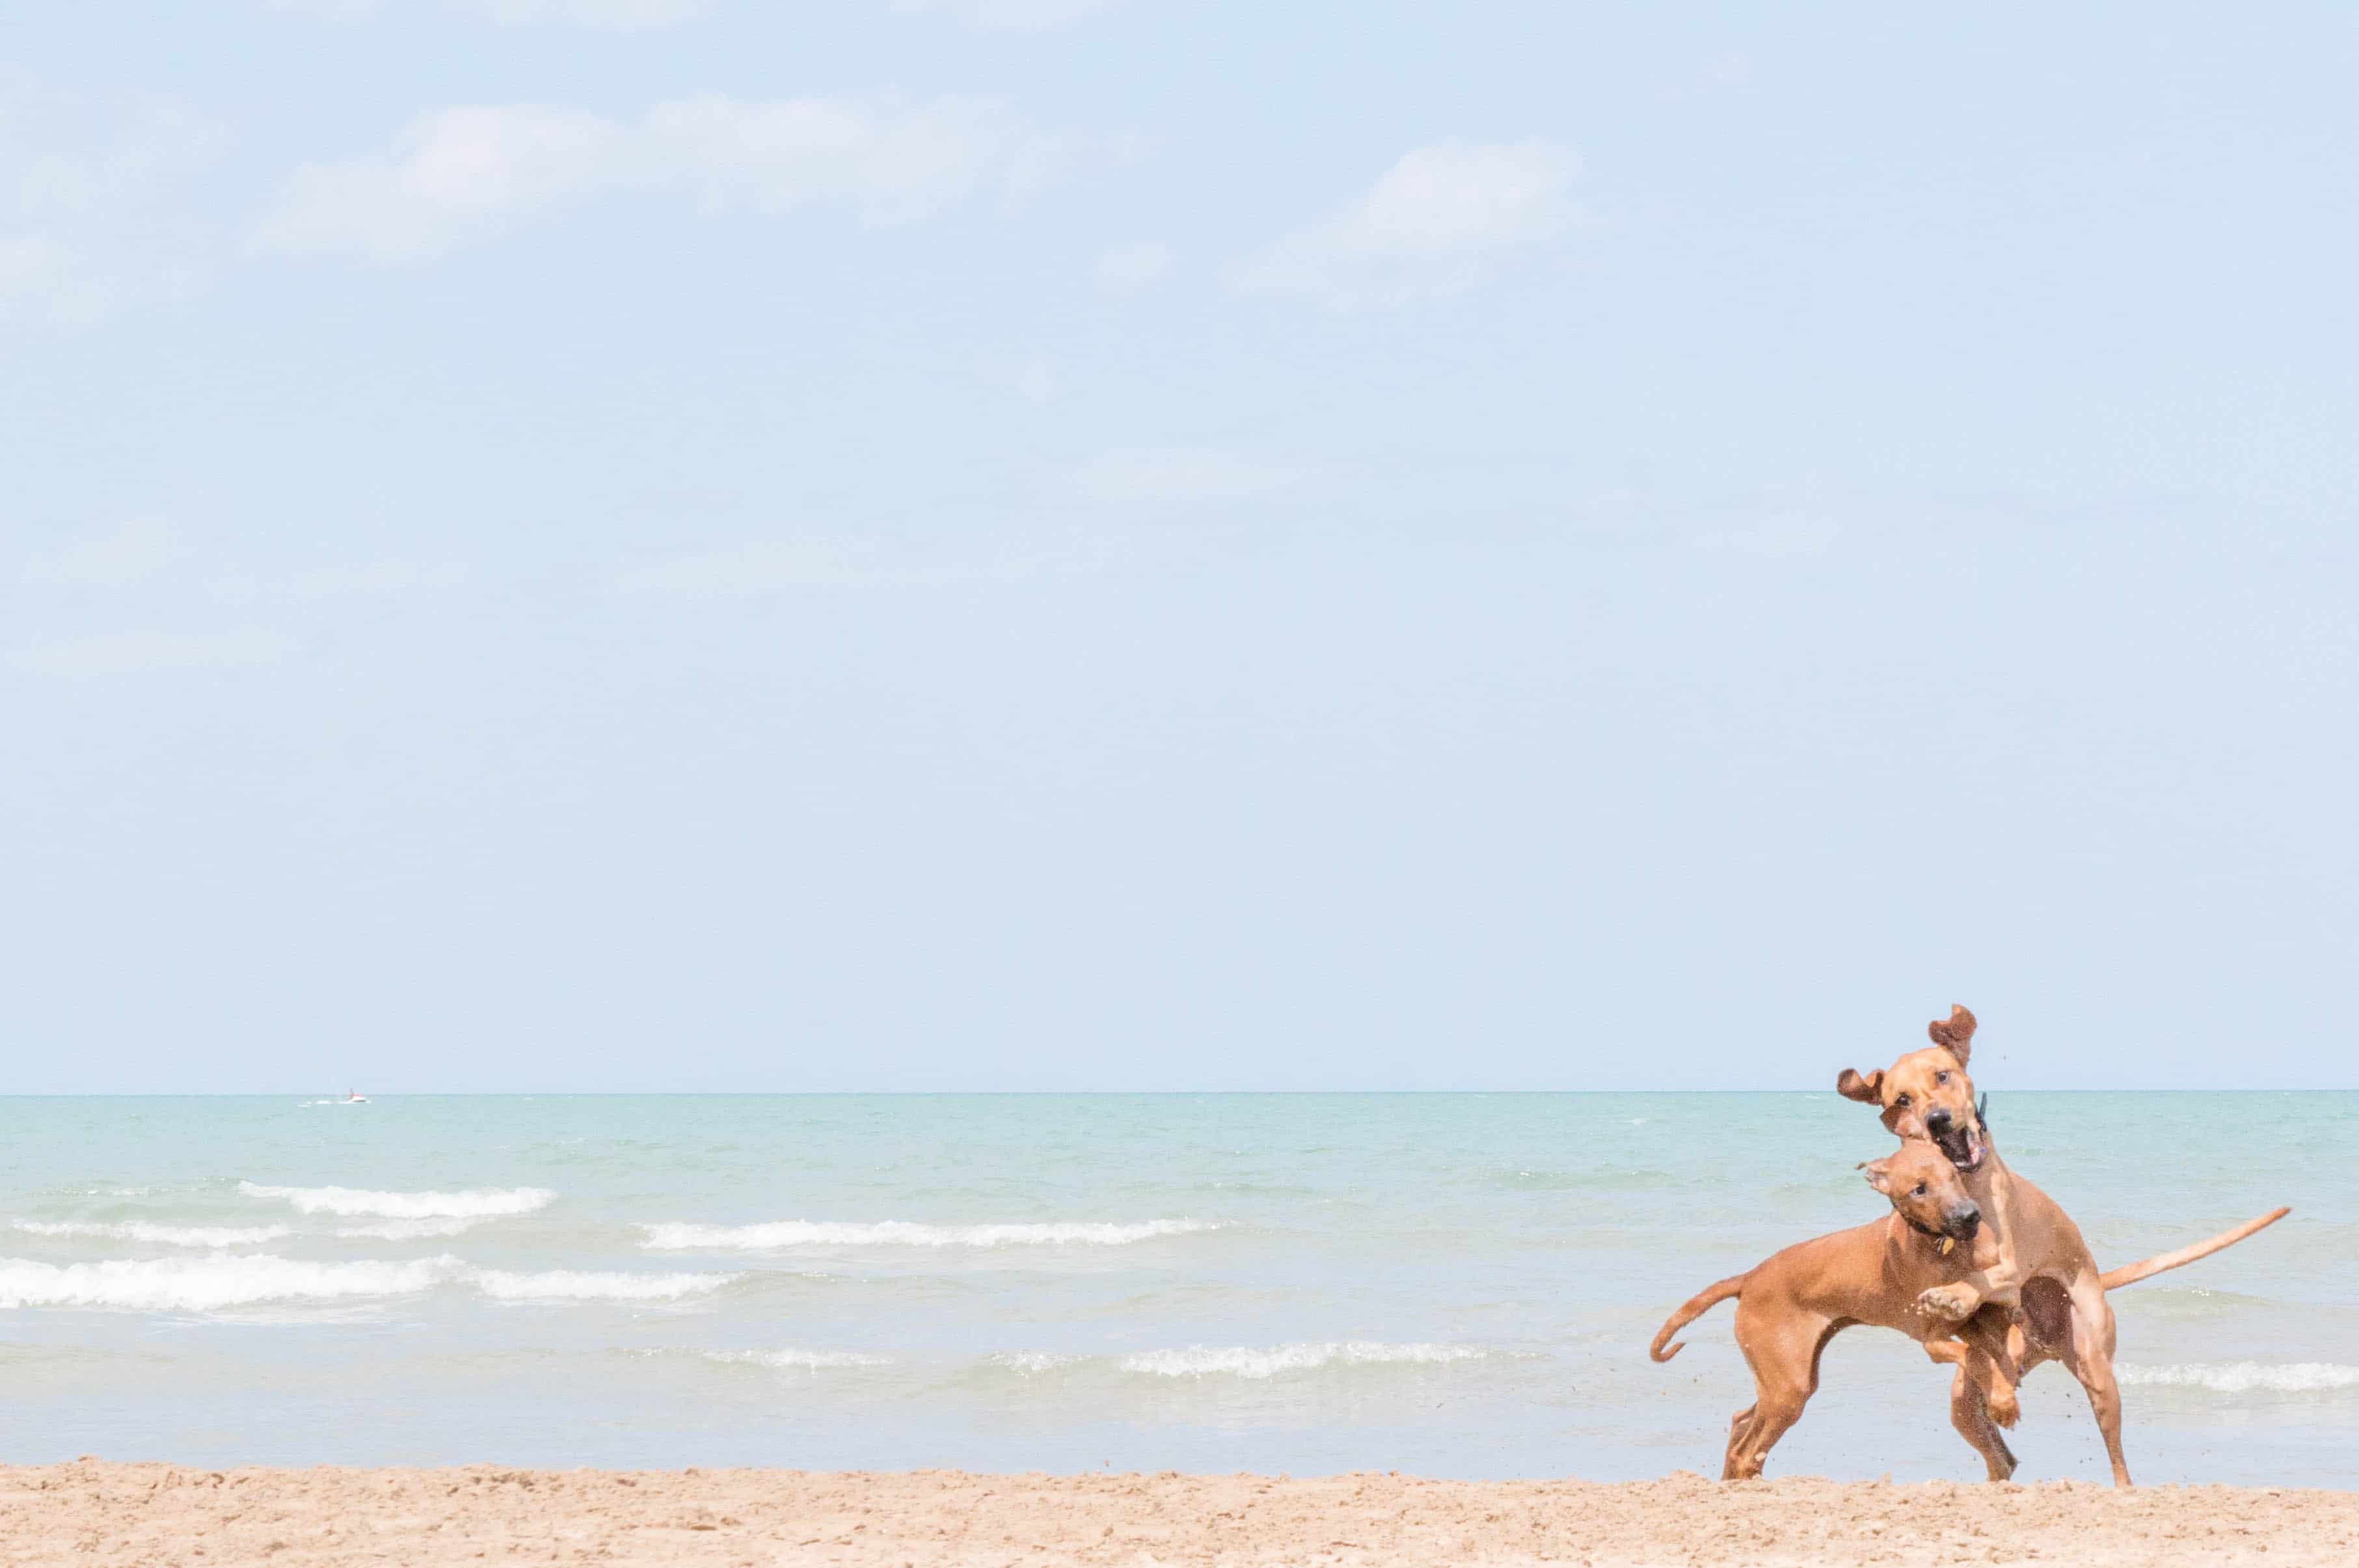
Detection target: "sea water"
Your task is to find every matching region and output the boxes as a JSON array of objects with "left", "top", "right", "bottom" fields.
[{"left": 1, "top": 1093, "right": 2350, "bottom": 1485}]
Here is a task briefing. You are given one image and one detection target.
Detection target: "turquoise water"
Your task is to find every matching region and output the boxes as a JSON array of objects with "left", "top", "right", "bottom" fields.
[{"left": 1, "top": 1093, "right": 2349, "bottom": 1485}]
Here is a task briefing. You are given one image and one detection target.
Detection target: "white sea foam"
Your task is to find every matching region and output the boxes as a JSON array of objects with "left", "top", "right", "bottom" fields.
[
  {"left": 2118, "top": 1362, "right": 2359, "bottom": 1394},
  {"left": 334, "top": 1218, "right": 485, "bottom": 1241},
  {"left": 698, "top": 1348, "right": 891, "bottom": 1370},
  {"left": 1, "top": 1253, "right": 735, "bottom": 1312},
  {"left": 638, "top": 1219, "right": 1216, "bottom": 1250},
  {"left": 0, "top": 1254, "right": 461, "bottom": 1312},
  {"left": 989, "top": 1351, "right": 1085, "bottom": 1374},
  {"left": 238, "top": 1182, "right": 554, "bottom": 1219},
  {"left": 469, "top": 1268, "right": 738, "bottom": 1303},
  {"left": 1114, "top": 1342, "right": 1487, "bottom": 1379},
  {"left": 12, "top": 1221, "right": 295, "bottom": 1247}
]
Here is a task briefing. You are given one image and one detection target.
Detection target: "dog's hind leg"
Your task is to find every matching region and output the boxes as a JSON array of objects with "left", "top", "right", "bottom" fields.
[
  {"left": 1721, "top": 1404, "right": 1759, "bottom": 1481},
  {"left": 2059, "top": 1277, "right": 2131, "bottom": 1487},
  {"left": 1723, "top": 1316, "right": 1833, "bottom": 1480},
  {"left": 1727, "top": 1387, "right": 1810, "bottom": 1481}
]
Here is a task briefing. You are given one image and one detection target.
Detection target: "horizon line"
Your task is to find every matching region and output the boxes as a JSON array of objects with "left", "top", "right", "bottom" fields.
[{"left": 0, "top": 1087, "right": 2338, "bottom": 1099}]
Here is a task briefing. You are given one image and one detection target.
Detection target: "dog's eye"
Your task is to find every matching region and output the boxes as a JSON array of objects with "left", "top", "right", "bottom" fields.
[
  {"left": 1913, "top": 1183, "right": 1926, "bottom": 1196},
  {"left": 1894, "top": 1094, "right": 1911, "bottom": 1109},
  {"left": 1936, "top": 1071, "right": 1950, "bottom": 1085}
]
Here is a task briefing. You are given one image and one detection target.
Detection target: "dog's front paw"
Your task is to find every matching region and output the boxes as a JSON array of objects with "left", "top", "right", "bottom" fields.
[
  {"left": 1986, "top": 1385, "right": 2020, "bottom": 1428},
  {"left": 1916, "top": 1284, "right": 1976, "bottom": 1323}
]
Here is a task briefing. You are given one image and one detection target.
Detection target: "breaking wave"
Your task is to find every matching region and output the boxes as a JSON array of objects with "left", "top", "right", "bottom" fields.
[
  {"left": 697, "top": 1348, "right": 892, "bottom": 1370},
  {"left": 638, "top": 1219, "right": 1216, "bottom": 1250},
  {"left": 12, "top": 1221, "right": 295, "bottom": 1247},
  {"left": 237, "top": 1183, "right": 554, "bottom": 1219},
  {"left": 470, "top": 1268, "right": 738, "bottom": 1303},
  {"left": 0, "top": 1254, "right": 461, "bottom": 1312},
  {"left": 1114, "top": 1342, "right": 1487, "bottom": 1379},
  {"left": 2118, "top": 1362, "right": 2359, "bottom": 1394},
  {"left": 334, "top": 1218, "right": 486, "bottom": 1241},
  {"left": 0, "top": 1255, "right": 736, "bottom": 1312},
  {"left": 988, "top": 1342, "right": 1489, "bottom": 1380}
]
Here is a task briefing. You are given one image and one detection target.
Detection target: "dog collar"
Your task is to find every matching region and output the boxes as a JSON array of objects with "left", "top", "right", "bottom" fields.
[{"left": 1901, "top": 1214, "right": 1958, "bottom": 1254}]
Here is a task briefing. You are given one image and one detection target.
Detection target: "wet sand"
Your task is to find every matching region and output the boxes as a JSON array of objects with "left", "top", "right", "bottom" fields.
[{"left": 5, "top": 1461, "right": 2354, "bottom": 1565}]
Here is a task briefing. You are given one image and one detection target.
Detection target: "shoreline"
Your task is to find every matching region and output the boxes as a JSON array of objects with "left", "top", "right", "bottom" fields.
[{"left": 6, "top": 1463, "right": 2355, "bottom": 1565}]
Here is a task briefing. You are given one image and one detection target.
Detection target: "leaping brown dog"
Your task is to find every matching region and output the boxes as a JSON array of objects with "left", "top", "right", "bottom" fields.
[
  {"left": 1835, "top": 1004, "right": 2288, "bottom": 1486},
  {"left": 1651, "top": 1140, "right": 2031, "bottom": 1481}
]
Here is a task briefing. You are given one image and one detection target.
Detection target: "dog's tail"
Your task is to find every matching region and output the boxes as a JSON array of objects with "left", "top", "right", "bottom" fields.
[
  {"left": 2101, "top": 1207, "right": 2290, "bottom": 1291},
  {"left": 1651, "top": 1273, "right": 1749, "bottom": 1363}
]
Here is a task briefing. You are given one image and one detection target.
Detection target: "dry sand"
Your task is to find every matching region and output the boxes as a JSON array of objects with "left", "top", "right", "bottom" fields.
[{"left": 5, "top": 1461, "right": 2354, "bottom": 1566}]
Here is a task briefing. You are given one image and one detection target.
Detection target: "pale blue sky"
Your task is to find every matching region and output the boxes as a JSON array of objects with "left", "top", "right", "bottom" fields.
[{"left": 5, "top": 4, "right": 2355, "bottom": 1091}]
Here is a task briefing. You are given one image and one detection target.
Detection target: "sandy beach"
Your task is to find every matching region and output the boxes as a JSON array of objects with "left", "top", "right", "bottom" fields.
[{"left": 3, "top": 1463, "right": 2352, "bottom": 1567}]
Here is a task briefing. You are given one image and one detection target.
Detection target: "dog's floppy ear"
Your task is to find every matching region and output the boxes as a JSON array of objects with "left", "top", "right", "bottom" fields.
[
  {"left": 1927, "top": 1004, "right": 1977, "bottom": 1066},
  {"left": 1836, "top": 1068, "right": 1885, "bottom": 1104},
  {"left": 1858, "top": 1156, "right": 1894, "bottom": 1195}
]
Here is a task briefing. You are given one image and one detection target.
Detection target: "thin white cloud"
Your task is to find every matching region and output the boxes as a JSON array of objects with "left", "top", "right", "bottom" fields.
[
  {"left": 616, "top": 534, "right": 1109, "bottom": 591},
  {"left": 267, "top": 0, "right": 709, "bottom": 29},
  {"left": 1094, "top": 239, "right": 1172, "bottom": 293},
  {"left": 1013, "top": 355, "right": 1055, "bottom": 404},
  {"left": 1693, "top": 516, "right": 1840, "bottom": 557},
  {"left": 252, "top": 95, "right": 1075, "bottom": 262},
  {"left": 209, "top": 560, "right": 468, "bottom": 603},
  {"left": 7, "top": 628, "right": 295, "bottom": 678},
  {"left": 1662, "top": 51, "right": 1754, "bottom": 103},
  {"left": 21, "top": 519, "right": 191, "bottom": 586},
  {"left": 1068, "top": 446, "right": 1297, "bottom": 506},
  {"left": 1, "top": 72, "right": 226, "bottom": 327},
  {"left": 1703, "top": 52, "right": 1753, "bottom": 88},
  {"left": 276, "top": 0, "right": 1123, "bottom": 28},
  {"left": 894, "top": 0, "right": 1126, "bottom": 31},
  {"left": 615, "top": 540, "right": 867, "bottom": 595},
  {"left": 465, "top": 0, "right": 708, "bottom": 25},
  {"left": 1235, "top": 138, "right": 1578, "bottom": 310}
]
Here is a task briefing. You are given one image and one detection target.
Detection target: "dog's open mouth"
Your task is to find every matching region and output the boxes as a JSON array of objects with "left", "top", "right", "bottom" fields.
[{"left": 1935, "top": 1119, "right": 1988, "bottom": 1172}]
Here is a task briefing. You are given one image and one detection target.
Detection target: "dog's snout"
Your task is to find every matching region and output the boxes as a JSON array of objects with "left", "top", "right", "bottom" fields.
[
  {"left": 1948, "top": 1202, "right": 1981, "bottom": 1237},
  {"left": 1924, "top": 1106, "right": 1954, "bottom": 1134}
]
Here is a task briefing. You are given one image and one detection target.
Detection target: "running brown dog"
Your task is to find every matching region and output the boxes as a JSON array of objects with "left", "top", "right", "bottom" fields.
[
  {"left": 1651, "top": 1140, "right": 2028, "bottom": 1481},
  {"left": 1837, "top": 1004, "right": 2288, "bottom": 1487}
]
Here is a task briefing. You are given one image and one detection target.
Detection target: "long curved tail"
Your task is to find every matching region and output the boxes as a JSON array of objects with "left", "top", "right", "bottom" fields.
[
  {"left": 1651, "top": 1273, "right": 1749, "bottom": 1362},
  {"left": 2101, "top": 1207, "right": 2290, "bottom": 1291}
]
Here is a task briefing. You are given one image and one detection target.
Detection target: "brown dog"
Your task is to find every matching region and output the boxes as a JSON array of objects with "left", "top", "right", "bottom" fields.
[
  {"left": 1651, "top": 1141, "right": 2029, "bottom": 1481},
  {"left": 1838, "top": 1005, "right": 2289, "bottom": 1487}
]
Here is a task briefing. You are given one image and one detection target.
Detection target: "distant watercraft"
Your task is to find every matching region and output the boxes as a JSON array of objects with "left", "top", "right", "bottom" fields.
[{"left": 342, "top": 1090, "right": 368, "bottom": 1104}]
